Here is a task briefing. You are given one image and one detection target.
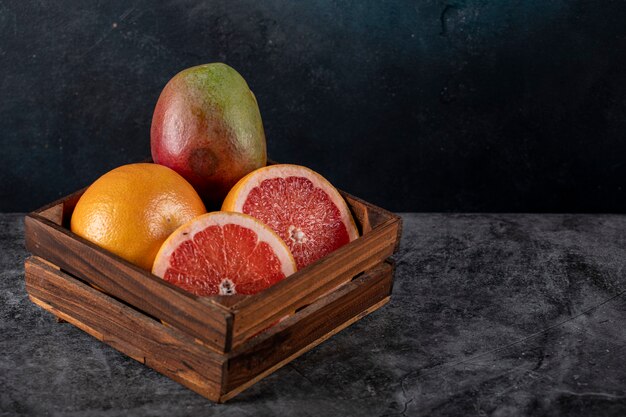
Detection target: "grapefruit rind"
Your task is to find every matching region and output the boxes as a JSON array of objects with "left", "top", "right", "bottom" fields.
[
  {"left": 221, "top": 164, "right": 359, "bottom": 242},
  {"left": 70, "top": 163, "right": 207, "bottom": 271},
  {"left": 152, "top": 211, "right": 297, "bottom": 285}
]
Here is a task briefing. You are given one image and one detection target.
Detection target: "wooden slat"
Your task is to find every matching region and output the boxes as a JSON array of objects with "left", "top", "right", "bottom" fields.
[
  {"left": 37, "top": 203, "right": 63, "bottom": 225},
  {"left": 25, "top": 257, "right": 394, "bottom": 403},
  {"left": 341, "top": 193, "right": 373, "bottom": 234},
  {"left": 342, "top": 191, "right": 403, "bottom": 252},
  {"left": 201, "top": 295, "right": 247, "bottom": 310},
  {"left": 24, "top": 214, "right": 233, "bottom": 352},
  {"left": 223, "top": 261, "right": 394, "bottom": 395},
  {"left": 221, "top": 297, "right": 389, "bottom": 402},
  {"left": 228, "top": 217, "right": 400, "bottom": 345},
  {"left": 32, "top": 186, "right": 87, "bottom": 227},
  {"left": 24, "top": 257, "right": 225, "bottom": 401},
  {"left": 342, "top": 192, "right": 384, "bottom": 229}
]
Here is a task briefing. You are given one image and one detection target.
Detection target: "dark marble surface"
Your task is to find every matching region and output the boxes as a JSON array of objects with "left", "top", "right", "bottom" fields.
[{"left": 2, "top": 213, "right": 626, "bottom": 416}]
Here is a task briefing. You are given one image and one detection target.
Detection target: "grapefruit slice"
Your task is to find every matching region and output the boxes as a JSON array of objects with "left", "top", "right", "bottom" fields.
[
  {"left": 222, "top": 164, "right": 359, "bottom": 270},
  {"left": 152, "top": 212, "right": 296, "bottom": 296}
]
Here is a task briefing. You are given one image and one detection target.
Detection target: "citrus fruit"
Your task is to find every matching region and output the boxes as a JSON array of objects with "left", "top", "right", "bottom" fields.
[
  {"left": 222, "top": 164, "right": 359, "bottom": 269},
  {"left": 151, "top": 63, "right": 266, "bottom": 207},
  {"left": 152, "top": 212, "right": 296, "bottom": 296},
  {"left": 70, "top": 163, "right": 206, "bottom": 270}
]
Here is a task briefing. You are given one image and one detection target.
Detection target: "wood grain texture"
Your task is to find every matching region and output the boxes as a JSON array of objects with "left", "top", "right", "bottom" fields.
[
  {"left": 220, "top": 297, "right": 390, "bottom": 403},
  {"left": 24, "top": 256, "right": 225, "bottom": 401},
  {"left": 223, "top": 261, "right": 394, "bottom": 394},
  {"left": 342, "top": 192, "right": 403, "bottom": 253},
  {"left": 36, "top": 203, "right": 63, "bottom": 225},
  {"left": 24, "top": 214, "right": 233, "bottom": 352},
  {"left": 31, "top": 186, "right": 86, "bottom": 227},
  {"left": 227, "top": 215, "right": 399, "bottom": 346},
  {"left": 25, "top": 256, "right": 394, "bottom": 403}
]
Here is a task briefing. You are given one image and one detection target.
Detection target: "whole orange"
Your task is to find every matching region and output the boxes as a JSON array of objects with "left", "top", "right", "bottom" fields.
[{"left": 70, "top": 163, "right": 206, "bottom": 270}]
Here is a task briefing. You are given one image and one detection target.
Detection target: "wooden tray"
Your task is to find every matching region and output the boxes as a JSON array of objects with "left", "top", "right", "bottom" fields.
[{"left": 23, "top": 167, "right": 402, "bottom": 402}]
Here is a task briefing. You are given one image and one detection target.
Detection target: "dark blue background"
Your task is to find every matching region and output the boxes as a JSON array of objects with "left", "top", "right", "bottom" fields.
[{"left": 2, "top": 1, "right": 626, "bottom": 212}]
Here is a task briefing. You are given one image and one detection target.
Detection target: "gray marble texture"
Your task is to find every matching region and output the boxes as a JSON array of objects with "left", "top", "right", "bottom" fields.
[{"left": 1, "top": 213, "right": 625, "bottom": 416}]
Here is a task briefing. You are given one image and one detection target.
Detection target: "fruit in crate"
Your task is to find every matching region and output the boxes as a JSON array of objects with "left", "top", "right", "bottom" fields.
[
  {"left": 151, "top": 63, "right": 266, "bottom": 207},
  {"left": 70, "top": 163, "right": 206, "bottom": 270},
  {"left": 222, "top": 164, "right": 359, "bottom": 270},
  {"left": 152, "top": 212, "right": 296, "bottom": 296}
]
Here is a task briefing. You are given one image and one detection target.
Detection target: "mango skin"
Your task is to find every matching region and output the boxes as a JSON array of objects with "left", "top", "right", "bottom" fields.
[{"left": 151, "top": 63, "right": 266, "bottom": 208}]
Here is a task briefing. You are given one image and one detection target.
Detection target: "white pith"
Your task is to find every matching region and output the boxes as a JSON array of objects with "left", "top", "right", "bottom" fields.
[
  {"left": 219, "top": 278, "right": 236, "bottom": 295},
  {"left": 288, "top": 225, "right": 308, "bottom": 244}
]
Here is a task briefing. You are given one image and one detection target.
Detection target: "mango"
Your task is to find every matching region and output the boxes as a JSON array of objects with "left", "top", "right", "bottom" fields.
[{"left": 151, "top": 63, "right": 266, "bottom": 207}]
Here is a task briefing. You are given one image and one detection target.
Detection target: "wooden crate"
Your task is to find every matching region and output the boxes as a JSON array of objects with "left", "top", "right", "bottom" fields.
[{"left": 23, "top": 170, "right": 402, "bottom": 402}]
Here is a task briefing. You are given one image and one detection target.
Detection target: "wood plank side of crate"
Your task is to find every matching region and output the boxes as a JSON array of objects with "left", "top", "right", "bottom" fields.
[
  {"left": 24, "top": 214, "right": 233, "bottom": 353},
  {"left": 31, "top": 186, "right": 87, "bottom": 226},
  {"left": 25, "top": 256, "right": 394, "bottom": 403},
  {"left": 341, "top": 192, "right": 404, "bottom": 252},
  {"left": 24, "top": 256, "right": 226, "bottom": 401},
  {"left": 227, "top": 214, "right": 400, "bottom": 346},
  {"left": 221, "top": 261, "right": 394, "bottom": 400},
  {"left": 222, "top": 297, "right": 389, "bottom": 402}
]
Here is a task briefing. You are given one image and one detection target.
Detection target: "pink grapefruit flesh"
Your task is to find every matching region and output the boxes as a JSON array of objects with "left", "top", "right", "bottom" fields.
[
  {"left": 152, "top": 212, "right": 296, "bottom": 296},
  {"left": 222, "top": 164, "right": 359, "bottom": 270}
]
